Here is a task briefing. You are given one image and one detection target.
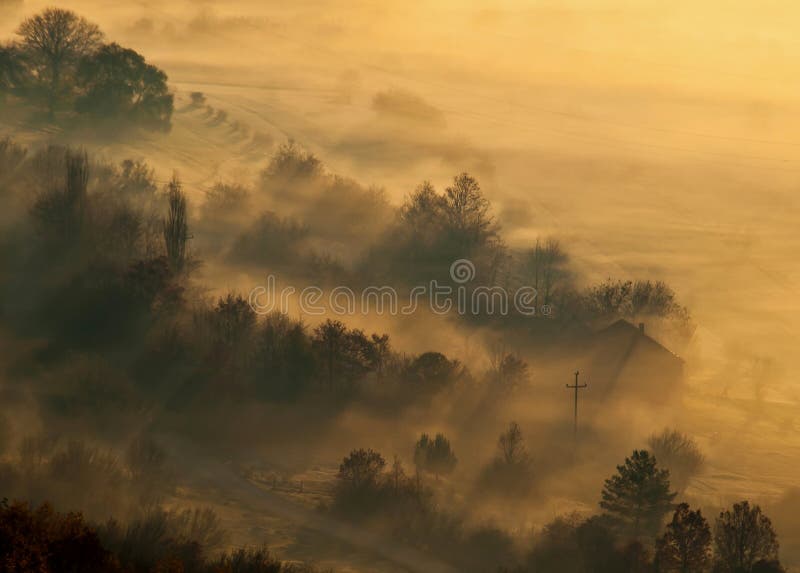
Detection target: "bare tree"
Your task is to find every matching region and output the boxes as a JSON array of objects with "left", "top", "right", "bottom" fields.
[
  {"left": 522, "top": 238, "right": 569, "bottom": 306},
  {"left": 648, "top": 429, "right": 704, "bottom": 492},
  {"left": 16, "top": 8, "right": 103, "bottom": 117}
]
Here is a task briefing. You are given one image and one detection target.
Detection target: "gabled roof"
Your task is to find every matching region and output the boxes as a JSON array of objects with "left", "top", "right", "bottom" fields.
[{"left": 594, "top": 319, "right": 684, "bottom": 363}]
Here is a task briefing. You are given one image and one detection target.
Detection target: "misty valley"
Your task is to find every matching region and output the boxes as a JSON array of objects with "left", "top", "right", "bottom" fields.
[{"left": 1, "top": 2, "right": 799, "bottom": 573}]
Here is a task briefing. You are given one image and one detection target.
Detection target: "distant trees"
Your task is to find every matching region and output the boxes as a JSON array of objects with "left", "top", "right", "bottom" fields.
[
  {"left": 16, "top": 8, "right": 103, "bottom": 116},
  {"left": 520, "top": 238, "right": 570, "bottom": 307},
  {"left": 369, "top": 173, "right": 502, "bottom": 285},
  {"left": 655, "top": 503, "right": 711, "bottom": 573},
  {"left": 443, "top": 172, "right": 496, "bottom": 254},
  {"left": 648, "top": 429, "right": 704, "bottom": 492},
  {"left": 337, "top": 448, "right": 386, "bottom": 491},
  {"left": 600, "top": 450, "right": 676, "bottom": 538},
  {"left": 252, "top": 312, "right": 314, "bottom": 401},
  {"left": 713, "top": 501, "right": 779, "bottom": 573},
  {"left": 262, "top": 140, "right": 324, "bottom": 182},
  {"left": 583, "top": 279, "right": 692, "bottom": 327},
  {"left": 3, "top": 9, "right": 172, "bottom": 128},
  {"left": 30, "top": 149, "right": 88, "bottom": 246},
  {"left": 402, "top": 351, "right": 464, "bottom": 388},
  {"left": 479, "top": 421, "right": 534, "bottom": 495},
  {"left": 312, "top": 320, "right": 368, "bottom": 390},
  {"left": 524, "top": 513, "right": 653, "bottom": 573},
  {"left": 414, "top": 433, "right": 457, "bottom": 477},
  {"left": 487, "top": 351, "right": 529, "bottom": 392},
  {"left": 76, "top": 43, "right": 173, "bottom": 131}
]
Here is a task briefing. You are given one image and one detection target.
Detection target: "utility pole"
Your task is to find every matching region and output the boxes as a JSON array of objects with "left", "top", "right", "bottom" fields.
[{"left": 566, "top": 370, "right": 588, "bottom": 437}]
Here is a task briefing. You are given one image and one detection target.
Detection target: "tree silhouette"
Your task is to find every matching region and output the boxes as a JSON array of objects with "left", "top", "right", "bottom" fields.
[
  {"left": 337, "top": 448, "right": 386, "bottom": 490},
  {"left": 655, "top": 503, "right": 711, "bottom": 573},
  {"left": 16, "top": 8, "right": 103, "bottom": 117},
  {"left": 414, "top": 433, "right": 457, "bottom": 477},
  {"left": 714, "top": 501, "right": 779, "bottom": 573},
  {"left": 600, "top": 449, "right": 676, "bottom": 538},
  {"left": 499, "top": 421, "right": 528, "bottom": 466},
  {"left": 522, "top": 238, "right": 570, "bottom": 306},
  {"left": 443, "top": 172, "right": 495, "bottom": 254},
  {"left": 162, "top": 175, "right": 189, "bottom": 273},
  {"left": 479, "top": 421, "right": 533, "bottom": 495},
  {"left": 310, "top": 321, "right": 387, "bottom": 391},
  {"left": 648, "top": 429, "right": 704, "bottom": 492},
  {"left": 76, "top": 43, "right": 173, "bottom": 130}
]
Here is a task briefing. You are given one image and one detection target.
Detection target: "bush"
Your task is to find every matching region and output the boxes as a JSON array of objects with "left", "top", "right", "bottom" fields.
[
  {"left": 0, "top": 500, "right": 118, "bottom": 572},
  {"left": 647, "top": 429, "right": 704, "bottom": 491},
  {"left": 189, "top": 92, "right": 206, "bottom": 106},
  {"left": 207, "top": 546, "right": 328, "bottom": 572},
  {"left": 99, "top": 506, "right": 224, "bottom": 571}
]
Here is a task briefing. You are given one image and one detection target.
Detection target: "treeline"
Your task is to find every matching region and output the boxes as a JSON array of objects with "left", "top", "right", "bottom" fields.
[
  {"left": 0, "top": 137, "right": 502, "bottom": 446},
  {"left": 201, "top": 141, "right": 694, "bottom": 339},
  {"left": 330, "top": 442, "right": 785, "bottom": 573},
  {"left": 0, "top": 135, "right": 693, "bottom": 430},
  {"left": 0, "top": 499, "right": 324, "bottom": 573},
  {"left": 0, "top": 9, "right": 173, "bottom": 130}
]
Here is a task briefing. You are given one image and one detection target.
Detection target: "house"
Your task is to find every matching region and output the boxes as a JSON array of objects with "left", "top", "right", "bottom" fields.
[{"left": 579, "top": 319, "right": 684, "bottom": 403}]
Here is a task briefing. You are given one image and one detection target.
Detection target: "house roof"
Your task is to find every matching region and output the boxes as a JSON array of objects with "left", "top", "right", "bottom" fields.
[{"left": 595, "top": 319, "right": 684, "bottom": 364}]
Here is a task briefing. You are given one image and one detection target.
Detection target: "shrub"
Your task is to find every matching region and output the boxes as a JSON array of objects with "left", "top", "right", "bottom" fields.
[
  {"left": 647, "top": 429, "right": 704, "bottom": 491},
  {"left": 0, "top": 500, "right": 117, "bottom": 572}
]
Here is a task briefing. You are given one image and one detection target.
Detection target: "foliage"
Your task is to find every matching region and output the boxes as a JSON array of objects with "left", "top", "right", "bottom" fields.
[
  {"left": 5, "top": 9, "right": 171, "bottom": 129},
  {"left": 262, "top": 141, "right": 323, "bottom": 182},
  {"left": 312, "top": 320, "right": 376, "bottom": 390},
  {"left": 208, "top": 546, "right": 328, "bottom": 572},
  {"left": 655, "top": 503, "right": 711, "bottom": 573},
  {"left": 479, "top": 422, "right": 534, "bottom": 495},
  {"left": 75, "top": 43, "right": 173, "bottom": 130},
  {"left": 600, "top": 449, "right": 676, "bottom": 538},
  {"left": 583, "top": 279, "right": 693, "bottom": 333},
  {"left": 16, "top": 8, "right": 103, "bottom": 115},
  {"left": 203, "top": 182, "right": 251, "bottom": 218},
  {"left": 337, "top": 448, "right": 386, "bottom": 491},
  {"left": 523, "top": 513, "right": 652, "bottom": 573},
  {"left": 713, "top": 501, "right": 779, "bottom": 573},
  {"left": 0, "top": 499, "right": 117, "bottom": 572},
  {"left": 487, "top": 352, "right": 530, "bottom": 392},
  {"left": 413, "top": 433, "right": 457, "bottom": 476},
  {"left": 162, "top": 175, "right": 189, "bottom": 273},
  {"left": 401, "top": 351, "right": 464, "bottom": 389}
]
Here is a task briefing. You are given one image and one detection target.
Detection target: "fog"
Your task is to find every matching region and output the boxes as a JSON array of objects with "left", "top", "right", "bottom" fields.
[{"left": 1, "top": 1, "right": 799, "bottom": 571}]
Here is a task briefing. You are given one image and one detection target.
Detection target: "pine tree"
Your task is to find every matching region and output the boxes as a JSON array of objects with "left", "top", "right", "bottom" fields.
[{"left": 600, "top": 449, "right": 676, "bottom": 538}]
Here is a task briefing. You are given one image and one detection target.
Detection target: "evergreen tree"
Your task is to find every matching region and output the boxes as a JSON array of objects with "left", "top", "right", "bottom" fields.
[{"left": 600, "top": 450, "right": 676, "bottom": 537}]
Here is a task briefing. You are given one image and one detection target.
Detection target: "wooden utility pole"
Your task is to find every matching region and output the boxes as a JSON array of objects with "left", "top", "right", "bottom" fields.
[{"left": 566, "top": 370, "right": 588, "bottom": 437}]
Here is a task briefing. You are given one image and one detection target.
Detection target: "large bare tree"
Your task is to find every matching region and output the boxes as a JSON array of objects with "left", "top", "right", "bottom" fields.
[{"left": 16, "top": 8, "right": 103, "bottom": 117}]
